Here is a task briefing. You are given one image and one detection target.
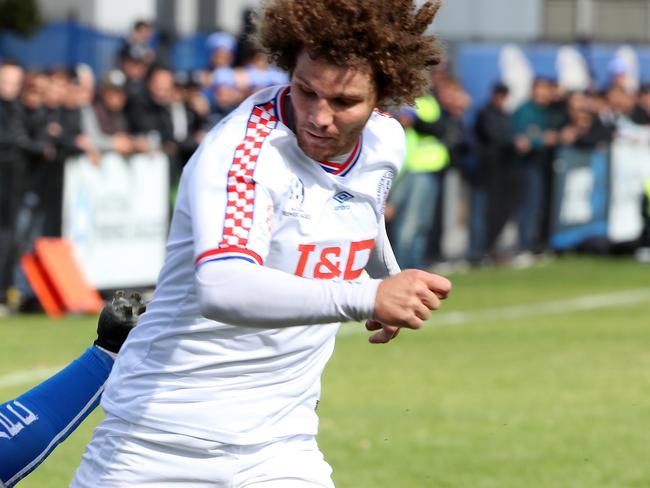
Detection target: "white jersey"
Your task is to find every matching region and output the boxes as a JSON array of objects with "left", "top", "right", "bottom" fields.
[{"left": 101, "top": 85, "right": 405, "bottom": 445}]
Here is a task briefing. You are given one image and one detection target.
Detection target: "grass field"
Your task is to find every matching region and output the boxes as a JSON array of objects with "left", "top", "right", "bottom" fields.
[{"left": 1, "top": 255, "right": 649, "bottom": 487}]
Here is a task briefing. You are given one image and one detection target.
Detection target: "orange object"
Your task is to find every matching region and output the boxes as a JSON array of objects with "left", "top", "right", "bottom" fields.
[
  {"left": 21, "top": 238, "right": 104, "bottom": 318},
  {"left": 21, "top": 253, "right": 65, "bottom": 318}
]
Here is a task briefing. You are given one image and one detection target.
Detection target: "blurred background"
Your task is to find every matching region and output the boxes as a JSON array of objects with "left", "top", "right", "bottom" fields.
[
  {"left": 1, "top": 2, "right": 650, "bottom": 487},
  {"left": 1, "top": 0, "right": 650, "bottom": 312}
]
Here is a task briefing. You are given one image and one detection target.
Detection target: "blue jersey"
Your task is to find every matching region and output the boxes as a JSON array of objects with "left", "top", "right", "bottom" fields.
[{"left": 0, "top": 346, "right": 113, "bottom": 487}]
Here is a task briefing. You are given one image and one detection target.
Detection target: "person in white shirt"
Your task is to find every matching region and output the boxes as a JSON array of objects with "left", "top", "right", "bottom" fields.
[{"left": 71, "top": 1, "right": 449, "bottom": 486}]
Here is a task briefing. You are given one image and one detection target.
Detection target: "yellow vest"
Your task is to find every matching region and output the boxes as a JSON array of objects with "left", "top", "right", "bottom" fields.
[
  {"left": 404, "top": 95, "right": 449, "bottom": 173},
  {"left": 645, "top": 179, "right": 650, "bottom": 217}
]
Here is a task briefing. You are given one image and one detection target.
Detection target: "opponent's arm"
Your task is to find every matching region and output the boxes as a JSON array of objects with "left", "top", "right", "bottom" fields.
[
  {"left": 0, "top": 293, "right": 142, "bottom": 488},
  {"left": 0, "top": 347, "right": 113, "bottom": 488}
]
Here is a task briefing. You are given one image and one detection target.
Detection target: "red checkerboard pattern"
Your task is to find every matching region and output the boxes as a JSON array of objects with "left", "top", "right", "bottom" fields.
[{"left": 220, "top": 102, "right": 277, "bottom": 248}]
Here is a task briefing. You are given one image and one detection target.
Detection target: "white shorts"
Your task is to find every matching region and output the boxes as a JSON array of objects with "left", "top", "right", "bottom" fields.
[{"left": 69, "top": 414, "right": 334, "bottom": 487}]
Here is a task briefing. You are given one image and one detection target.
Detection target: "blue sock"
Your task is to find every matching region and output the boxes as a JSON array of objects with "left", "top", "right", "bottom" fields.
[{"left": 0, "top": 346, "right": 113, "bottom": 487}]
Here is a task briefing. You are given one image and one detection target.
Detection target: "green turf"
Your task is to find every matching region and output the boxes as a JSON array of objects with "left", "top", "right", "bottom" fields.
[{"left": 1, "top": 256, "right": 649, "bottom": 487}]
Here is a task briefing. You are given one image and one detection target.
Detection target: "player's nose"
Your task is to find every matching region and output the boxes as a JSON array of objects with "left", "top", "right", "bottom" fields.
[{"left": 309, "top": 99, "right": 333, "bottom": 129}]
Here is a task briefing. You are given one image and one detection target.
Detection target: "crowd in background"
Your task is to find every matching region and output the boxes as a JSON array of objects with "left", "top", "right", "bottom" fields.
[
  {"left": 387, "top": 67, "right": 650, "bottom": 271},
  {"left": 2, "top": 19, "right": 650, "bottom": 314},
  {"left": 0, "top": 19, "right": 288, "bottom": 313}
]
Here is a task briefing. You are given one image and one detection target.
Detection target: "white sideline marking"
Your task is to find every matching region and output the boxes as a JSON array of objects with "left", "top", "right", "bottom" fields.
[
  {"left": 339, "top": 287, "right": 650, "bottom": 336},
  {"left": 0, "top": 368, "right": 60, "bottom": 390},
  {"left": 2, "top": 288, "right": 649, "bottom": 388}
]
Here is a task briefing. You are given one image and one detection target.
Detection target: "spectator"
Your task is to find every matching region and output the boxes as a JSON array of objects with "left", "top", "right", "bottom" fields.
[
  {"left": 0, "top": 60, "right": 27, "bottom": 313},
  {"left": 75, "top": 64, "right": 96, "bottom": 107},
  {"left": 559, "top": 92, "right": 614, "bottom": 149},
  {"left": 206, "top": 31, "right": 236, "bottom": 70},
  {"left": 33, "top": 68, "right": 90, "bottom": 237},
  {"left": 473, "top": 82, "right": 519, "bottom": 263},
  {"left": 126, "top": 65, "right": 204, "bottom": 188},
  {"left": 171, "top": 71, "right": 210, "bottom": 165},
  {"left": 512, "top": 77, "right": 558, "bottom": 255},
  {"left": 19, "top": 71, "right": 53, "bottom": 171},
  {"left": 605, "top": 84, "right": 637, "bottom": 127},
  {"left": 16, "top": 72, "right": 52, "bottom": 255},
  {"left": 117, "top": 20, "right": 156, "bottom": 67},
  {"left": 237, "top": 46, "right": 289, "bottom": 94},
  {"left": 437, "top": 77, "right": 472, "bottom": 164},
  {"left": 182, "top": 72, "right": 211, "bottom": 138},
  {"left": 586, "top": 88, "right": 616, "bottom": 129},
  {"left": 61, "top": 72, "right": 99, "bottom": 163},
  {"left": 71, "top": 65, "right": 101, "bottom": 164},
  {"left": 125, "top": 65, "right": 175, "bottom": 152},
  {"left": 389, "top": 72, "right": 449, "bottom": 269},
  {"left": 119, "top": 49, "right": 149, "bottom": 101},
  {"left": 85, "top": 70, "right": 140, "bottom": 156},
  {"left": 547, "top": 79, "right": 569, "bottom": 129},
  {"left": 606, "top": 56, "right": 635, "bottom": 93},
  {"left": 631, "top": 84, "right": 650, "bottom": 125},
  {"left": 436, "top": 77, "right": 475, "bottom": 261},
  {"left": 207, "top": 67, "right": 245, "bottom": 126}
]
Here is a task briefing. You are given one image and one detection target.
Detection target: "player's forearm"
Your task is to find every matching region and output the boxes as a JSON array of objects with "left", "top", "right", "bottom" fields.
[{"left": 196, "top": 260, "right": 380, "bottom": 327}]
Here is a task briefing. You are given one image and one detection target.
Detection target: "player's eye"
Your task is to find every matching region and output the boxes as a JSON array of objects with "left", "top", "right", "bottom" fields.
[
  {"left": 333, "top": 97, "right": 356, "bottom": 108},
  {"left": 298, "top": 84, "right": 316, "bottom": 98}
]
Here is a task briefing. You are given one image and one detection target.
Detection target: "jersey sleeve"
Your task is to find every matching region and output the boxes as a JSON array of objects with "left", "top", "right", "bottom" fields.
[
  {"left": 366, "top": 216, "right": 401, "bottom": 278},
  {"left": 196, "top": 259, "right": 380, "bottom": 327},
  {"left": 0, "top": 347, "right": 112, "bottom": 487},
  {"left": 189, "top": 106, "right": 277, "bottom": 268}
]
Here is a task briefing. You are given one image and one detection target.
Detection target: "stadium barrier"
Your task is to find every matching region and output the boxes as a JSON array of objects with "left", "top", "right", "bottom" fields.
[
  {"left": 21, "top": 237, "right": 104, "bottom": 318},
  {"left": 438, "top": 133, "right": 650, "bottom": 260},
  {"left": 551, "top": 146, "right": 609, "bottom": 250},
  {"left": 0, "top": 21, "right": 212, "bottom": 75},
  {"left": 551, "top": 131, "right": 650, "bottom": 250},
  {"left": 62, "top": 151, "right": 170, "bottom": 290}
]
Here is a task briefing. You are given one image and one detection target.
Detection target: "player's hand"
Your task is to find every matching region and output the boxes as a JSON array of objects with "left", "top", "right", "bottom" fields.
[
  {"left": 365, "top": 319, "right": 400, "bottom": 344},
  {"left": 373, "top": 269, "right": 451, "bottom": 330}
]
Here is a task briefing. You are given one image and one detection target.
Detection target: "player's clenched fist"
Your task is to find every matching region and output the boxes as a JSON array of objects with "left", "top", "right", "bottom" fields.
[{"left": 372, "top": 269, "right": 451, "bottom": 330}]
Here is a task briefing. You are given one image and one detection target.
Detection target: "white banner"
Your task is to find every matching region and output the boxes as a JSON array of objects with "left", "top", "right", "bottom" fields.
[
  {"left": 609, "top": 131, "right": 650, "bottom": 243},
  {"left": 62, "top": 152, "right": 169, "bottom": 289}
]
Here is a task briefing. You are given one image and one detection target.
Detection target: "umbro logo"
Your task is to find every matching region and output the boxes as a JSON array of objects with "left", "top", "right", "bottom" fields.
[{"left": 333, "top": 191, "right": 354, "bottom": 203}]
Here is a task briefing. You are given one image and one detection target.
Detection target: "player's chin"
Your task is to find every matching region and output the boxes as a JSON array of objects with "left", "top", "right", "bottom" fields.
[
  {"left": 298, "top": 136, "right": 336, "bottom": 161},
  {"left": 299, "top": 144, "right": 330, "bottom": 162}
]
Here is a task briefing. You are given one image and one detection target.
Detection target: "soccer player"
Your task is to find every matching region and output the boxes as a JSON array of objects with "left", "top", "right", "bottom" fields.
[
  {"left": 71, "top": 1, "right": 451, "bottom": 486},
  {"left": 0, "top": 292, "right": 144, "bottom": 488}
]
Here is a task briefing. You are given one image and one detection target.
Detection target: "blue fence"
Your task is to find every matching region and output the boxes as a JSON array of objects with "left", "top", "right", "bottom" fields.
[
  {"left": 456, "top": 42, "right": 650, "bottom": 121},
  {"left": 6, "top": 21, "right": 650, "bottom": 111},
  {"left": 0, "top": 22, "right": 212, "bottom": 75}
]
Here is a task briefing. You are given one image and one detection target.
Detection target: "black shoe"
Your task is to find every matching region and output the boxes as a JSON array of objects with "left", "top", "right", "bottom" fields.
[{"left": 94, "top": 291, "right": 146, "bottom": 354}]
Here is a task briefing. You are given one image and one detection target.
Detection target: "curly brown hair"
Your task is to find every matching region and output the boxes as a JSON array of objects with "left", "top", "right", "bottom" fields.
[{"left": 255, "top": 0, "right": 443, "bottom": 106}]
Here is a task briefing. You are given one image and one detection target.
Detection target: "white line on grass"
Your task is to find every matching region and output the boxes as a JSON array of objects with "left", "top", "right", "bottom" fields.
[
  {"left": 0, "top": 368, "right": 60, "bottom": 390},
  {"left": 2, "top": 288, "right": 649, "bottom": 389},
  {"left": 338, "top": 287, "right": 650, "bottom": 336}
]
